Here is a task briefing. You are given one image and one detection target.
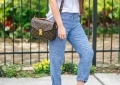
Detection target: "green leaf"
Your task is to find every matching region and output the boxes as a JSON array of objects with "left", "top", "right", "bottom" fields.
[{"left": 108, "top": 13, "right": 112, "bottom": 19}]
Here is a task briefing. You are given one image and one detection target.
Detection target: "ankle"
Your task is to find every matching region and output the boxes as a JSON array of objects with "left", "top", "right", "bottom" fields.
[{"left": 77, "top": 81, "right": 84, "bottom": 85}]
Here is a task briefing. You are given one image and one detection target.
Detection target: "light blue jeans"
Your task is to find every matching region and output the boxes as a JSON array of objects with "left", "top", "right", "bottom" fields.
[{"left": 49, "top": 13, "right": 94, "bottom": 85}]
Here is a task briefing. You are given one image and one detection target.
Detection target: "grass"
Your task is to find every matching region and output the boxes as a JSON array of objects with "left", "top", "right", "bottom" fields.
[
  {"left": 16, "top": 70, "right": 49, "bottom": 78},
  {"left": 0, "top": 63, "right": 120, "bottom": 78}
]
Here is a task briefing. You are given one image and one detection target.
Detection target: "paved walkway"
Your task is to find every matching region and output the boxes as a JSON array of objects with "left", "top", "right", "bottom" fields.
[{"left": 0, "top": 73, "right": 120, "bottom": 85}]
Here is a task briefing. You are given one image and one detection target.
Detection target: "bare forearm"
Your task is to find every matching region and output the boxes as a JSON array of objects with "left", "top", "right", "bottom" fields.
[
  {"left": 79, "top": 0, "right": 84, "bottom": 9},
  {"left": 49, "top": 0, "right": 63, "bottom": 28}
]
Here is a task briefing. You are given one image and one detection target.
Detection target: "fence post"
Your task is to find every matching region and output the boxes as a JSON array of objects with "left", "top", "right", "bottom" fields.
[{"left": 92, "top": 0, "right": 97, "bottom": 66}]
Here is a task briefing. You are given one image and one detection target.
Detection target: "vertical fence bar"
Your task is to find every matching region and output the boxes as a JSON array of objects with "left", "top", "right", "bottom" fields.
[
  {"left": 102, "top": 0, "right": 105, "bottom": 64},
  {"left": 4, "top": 0, "right": 6, "bottom": 65},
  {"left": 29, "top": 0, "right": 32, "bottom": 65},
  {"left": 88, "top": 0, "right": 91, "bottom": 40},
  {"left": 38, "top": 0, "right": 41, "bottom": 62},
  {"left": 92, "top": 0, "right": 97, "bottom": 66},
  {"left": 12, "top": 0, "right": 15, "bottom": 64},
  {"left": 110, "top": 0, "right": 114, "bottom": 63},
  {"left": 71, "top": 48, "right": 73, "bottom": 63},
  {"left": 119, "top": 0, "right": 120, "bottom": 63},
  {"left": 20, "top": 0, "right": 24, "bottom": 64},
  {"left": 47, "top": 0, "right": 49, "bottom": 60},
  {"left": 21, "top": 0, "right": 23, "bottom": 64},
  {"left": 46, "top": 0, "right": 49, "bottom": 13}
]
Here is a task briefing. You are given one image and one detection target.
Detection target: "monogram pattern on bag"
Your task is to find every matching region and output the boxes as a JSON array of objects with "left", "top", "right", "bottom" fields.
[
  {"left": 31, "top": 18, "right": 54, "bottom": 31},
  {"left": 31, "top": 25, "right": 57, "bottom": 40},
  {"left": 31, "top": 18, "right": 57, "bottom": 40}
]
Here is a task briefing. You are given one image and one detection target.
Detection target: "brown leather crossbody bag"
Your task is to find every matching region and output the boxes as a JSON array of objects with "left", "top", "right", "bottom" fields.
[{"left": 30, "top": 0, "right": 64, "bottom": 40}]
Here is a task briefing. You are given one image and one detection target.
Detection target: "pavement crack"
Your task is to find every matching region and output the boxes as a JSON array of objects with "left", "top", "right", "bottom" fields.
[{"left": 93, "top": 74, "right": 105, "bottom": 85}]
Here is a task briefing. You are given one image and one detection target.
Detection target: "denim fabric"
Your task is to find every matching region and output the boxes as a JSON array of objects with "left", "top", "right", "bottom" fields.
[{"left": 49, "top": 13, "right": 94, "bottom": 85}]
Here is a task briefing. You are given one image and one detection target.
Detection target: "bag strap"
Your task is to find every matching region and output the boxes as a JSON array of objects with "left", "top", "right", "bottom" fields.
[{"left": 59, "top": 0, "right": 64, "bottom": 13}]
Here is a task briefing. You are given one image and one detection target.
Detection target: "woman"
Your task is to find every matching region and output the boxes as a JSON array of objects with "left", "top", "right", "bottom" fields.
[{"left": 46, "top": 0, "right": 94, "bottom": 85}]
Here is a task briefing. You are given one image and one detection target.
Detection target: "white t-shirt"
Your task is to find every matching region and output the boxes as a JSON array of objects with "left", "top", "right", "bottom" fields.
[{"left": 46, "top": 0, "right": 79, "bottom": 19}]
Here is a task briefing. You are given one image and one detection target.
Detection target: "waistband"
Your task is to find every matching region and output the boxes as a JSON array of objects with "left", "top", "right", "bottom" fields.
[
  {"left": 48, "top": 12, "right": 80, "bottom": 22},
  {"left": 61, "top": 12, "right": 80, "bottom": 19}
]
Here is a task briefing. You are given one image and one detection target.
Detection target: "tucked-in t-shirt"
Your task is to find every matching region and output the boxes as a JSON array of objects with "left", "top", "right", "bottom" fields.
[{"left": 46, "top": 0, "right": 79, "bottom": 19}]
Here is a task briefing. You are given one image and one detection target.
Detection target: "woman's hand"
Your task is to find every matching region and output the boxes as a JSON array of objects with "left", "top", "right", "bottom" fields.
[{"left": 58, "top": 26, "right": 66, "bottom": 40}]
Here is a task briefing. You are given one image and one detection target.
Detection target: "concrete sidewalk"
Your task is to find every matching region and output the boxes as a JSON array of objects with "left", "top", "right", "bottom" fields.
[{"left": 0, "top": 73, "right": 120, "bottom": 85}]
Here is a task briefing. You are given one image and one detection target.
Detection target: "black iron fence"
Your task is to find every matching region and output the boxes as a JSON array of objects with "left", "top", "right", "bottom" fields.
[{"left": 0, "top": 0, "right": 120, "bottom": 66}]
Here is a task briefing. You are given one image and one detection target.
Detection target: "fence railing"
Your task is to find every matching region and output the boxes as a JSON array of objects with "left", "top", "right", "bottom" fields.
[{"left": 0, "top": 0, "right": 120, "bottom": 66}]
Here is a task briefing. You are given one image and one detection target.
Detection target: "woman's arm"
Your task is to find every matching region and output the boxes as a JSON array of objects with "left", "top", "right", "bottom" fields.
[
  {"left": 49, "top": 0, "right": 63, "bottom": 27},
  {"left": 49, "top": 0, "right": 66, "bottom": 40},
  {"left": 78, "top": 0, "right": 84, "bottom": 15}
]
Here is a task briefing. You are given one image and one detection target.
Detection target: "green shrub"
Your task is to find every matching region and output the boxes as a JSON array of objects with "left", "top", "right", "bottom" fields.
[
  {"left": 16, "top": 71, "right": 32, "bottom": 78},
  {"left": 0, "top": 62, "right": 96, "bottom": 78},
  {"left": 3, "top": 64, "right": 23, "bottom": 78},
  {"left": 32, "top": 60, "right": 97, "bottom": 75},
  {"left": 90, "top": 65, "right": 96, "bottom": 74},
  {"left": 62, "top": 62, "right": 77, "bottom": 74},
  {"left": 0, "top": 65, "right": 5, "bottom": 77}
]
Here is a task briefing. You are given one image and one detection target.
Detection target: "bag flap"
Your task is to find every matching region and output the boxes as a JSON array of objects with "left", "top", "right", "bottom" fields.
[{"left": 31, "top": 18, "right": 54, "bottom": 31}]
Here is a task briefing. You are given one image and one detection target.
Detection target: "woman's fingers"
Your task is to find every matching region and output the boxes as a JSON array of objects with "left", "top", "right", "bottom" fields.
[{"left": 58, "top": 34, "right": 66, "bottom": 40}]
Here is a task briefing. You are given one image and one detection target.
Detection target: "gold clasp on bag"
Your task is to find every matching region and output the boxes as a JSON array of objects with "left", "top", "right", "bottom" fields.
[{"left": 39, "top": 29, "right": 42, "bottom": 35}]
